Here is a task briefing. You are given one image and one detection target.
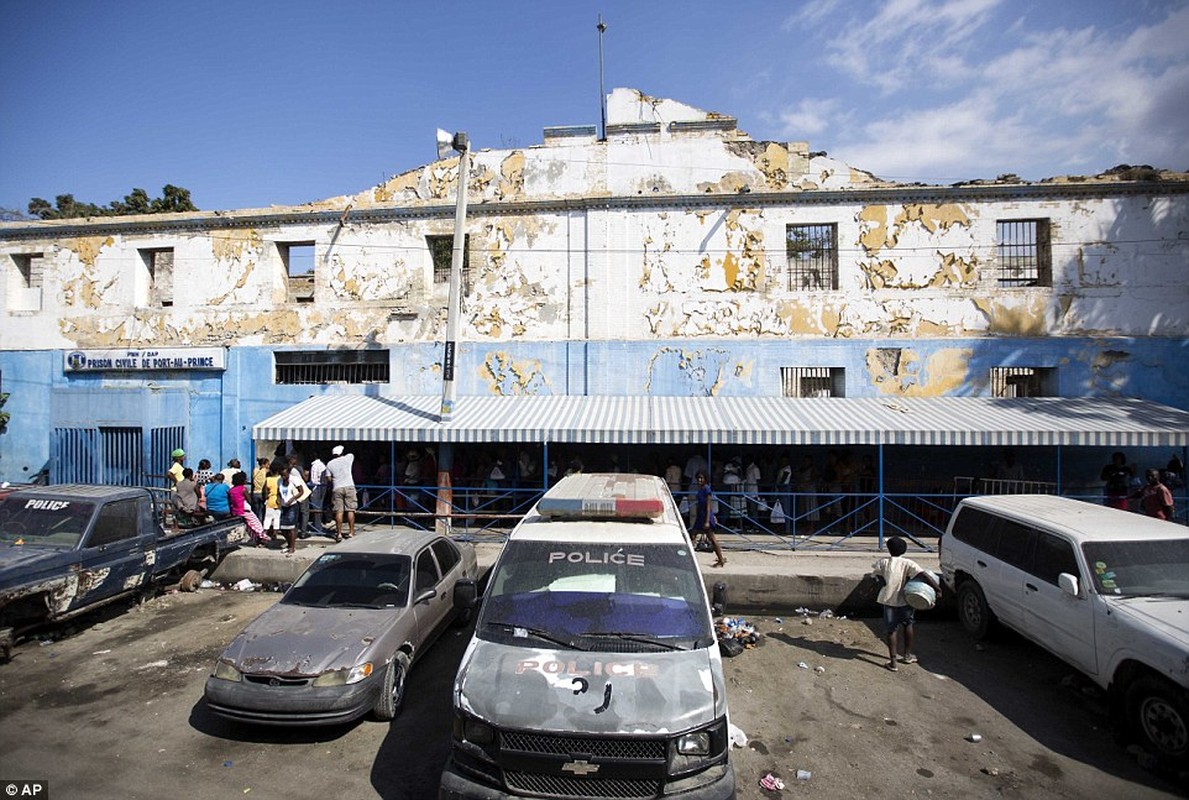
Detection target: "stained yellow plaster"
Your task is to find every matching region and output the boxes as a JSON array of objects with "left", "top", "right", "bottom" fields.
[
  {"left": 860, "top": 259, "right": 898, "bottom": 289},
  {"left": 212, "top": 228, "right": 263, "bottom": 262},
  {"left": 498, "top": 152, "right": 526, "bottom": 199},
  {"left": 757, "top": 143, "right": 789, "bottom": 189},
  {"left": 480, "top": 351, "right": 548, "bottom": 395},
  {"left": 66, "top": 236, "right": 113, "bottom": 267},
  {"left": 972, "top": 296, "right": 1048, "bottom": 336},
  {"left": 858, "top": 205, "right": 891, "bottom": 255},
  {"left": 866, "top": 347, "right": 972, "bottom": 396},
  {"left": 373, "top": 169, "right": 420, "bottom": 203},
  {"left": 929, "top": 252, "right": 979, "bottom": 288}
]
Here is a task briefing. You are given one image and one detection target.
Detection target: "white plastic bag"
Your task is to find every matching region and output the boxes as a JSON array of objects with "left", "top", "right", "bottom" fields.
[{"left": 770, "top": 500, "right": 786, "bottom": 525}]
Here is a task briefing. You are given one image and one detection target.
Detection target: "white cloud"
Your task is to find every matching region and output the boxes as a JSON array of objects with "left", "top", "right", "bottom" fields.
[
  {"left": 815, "top": 0, "right": 1001, "bottom": 93},
  {"left": 778, "top": 98, "right": 843, "bottom": 136},
  {"left": 770, "top": 1, "right": 1189, "bottom": 179}
]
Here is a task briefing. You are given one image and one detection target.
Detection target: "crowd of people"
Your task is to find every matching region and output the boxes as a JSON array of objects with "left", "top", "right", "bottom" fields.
[{"left": 161, "top": 443, "right": 1184, "bottom": 548}]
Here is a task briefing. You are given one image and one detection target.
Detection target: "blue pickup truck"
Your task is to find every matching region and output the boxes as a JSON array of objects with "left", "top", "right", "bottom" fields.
[{"left": 0, "top": 484, "right": 247, "bottom": 660}]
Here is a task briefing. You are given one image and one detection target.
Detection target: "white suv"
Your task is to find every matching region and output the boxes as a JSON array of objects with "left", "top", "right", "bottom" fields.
[{"left": 939, "top": 494, "right": 1189, "bottom": 767}]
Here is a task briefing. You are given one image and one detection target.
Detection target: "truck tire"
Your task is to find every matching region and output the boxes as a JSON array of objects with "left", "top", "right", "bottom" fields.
[
  {"left": 1126, "top": 676, "right": 1189, "bottom": 765},
  {"left": 179, "top": 570, "right": 204, "bottom": 593},
  {"left": 373, "top": 652, "right": 410, "bottom": 722},
  {"left": 957, "top": 580, "right": 995, "bottom": 640}
]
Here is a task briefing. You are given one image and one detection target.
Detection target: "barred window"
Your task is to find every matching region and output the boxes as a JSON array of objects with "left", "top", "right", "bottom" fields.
[
  {"left": 996, "top": 219, "right": 1051, "bottom": 287},
  {"left": 279, "top": 241, "right": 316, "bottom": 303},
  {"left": 785, "top": 224, "right": 838, "bottom": 290},
  {"left": 428, "top": 234, "right": 471, "bottom": 290},
  {"left": 991, "top": 366, "right": 1056, "bottom": 398},
  {"left": 781, "top": 367, "right": 845, "bottom": 398},
  {"left": 275, "top": 350, "right": 389, "bottom": 385}
]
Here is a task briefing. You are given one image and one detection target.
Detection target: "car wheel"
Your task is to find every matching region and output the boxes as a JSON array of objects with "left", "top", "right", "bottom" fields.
[
  {"left": 1126, "top": 676, "right": 1189, "bottom": 764},
  {"left": 373, "top": 652, "right": 410, "bottom": 722},
  {"left": 957, "top": 580, "right": 994, "bottom": 640}
]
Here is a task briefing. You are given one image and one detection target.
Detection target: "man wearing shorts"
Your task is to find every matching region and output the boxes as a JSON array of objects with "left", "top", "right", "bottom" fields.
[{"left": 325, "top": 444, "right": 357, "bottom": 541}]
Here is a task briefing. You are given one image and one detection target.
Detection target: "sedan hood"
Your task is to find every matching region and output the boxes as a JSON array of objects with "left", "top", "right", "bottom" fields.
[
  {"left": 456, "top": 639, "right": 722, "bottom": 735},
  {"left": 220, "top": 602, "right": 397, "bottom": 676},
  {"left": 1108, "top": 596, "right": 1189, "bottom": 646}
]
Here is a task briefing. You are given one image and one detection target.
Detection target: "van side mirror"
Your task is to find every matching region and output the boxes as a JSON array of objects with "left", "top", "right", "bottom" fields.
[
  {"left": 1057, "top": 573, "right": 1079, "bottom": 597},
  {"left": 454, "top": 578, "right": 478, "bottom": 610}
]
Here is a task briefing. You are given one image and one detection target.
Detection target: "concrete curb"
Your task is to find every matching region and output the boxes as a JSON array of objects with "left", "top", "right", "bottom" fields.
[{"left": 209, "top": 528, "right": 942, "bottom": 615}]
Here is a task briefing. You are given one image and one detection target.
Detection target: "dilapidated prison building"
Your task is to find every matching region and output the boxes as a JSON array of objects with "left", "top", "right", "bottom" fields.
[{"left": 2, "top": 88, "right": 1187, "bottom": 519}]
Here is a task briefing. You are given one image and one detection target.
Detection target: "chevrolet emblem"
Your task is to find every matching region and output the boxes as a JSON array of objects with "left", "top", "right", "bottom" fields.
[{"left": 561, "top": 759, "right": 600, "bottom": 776}]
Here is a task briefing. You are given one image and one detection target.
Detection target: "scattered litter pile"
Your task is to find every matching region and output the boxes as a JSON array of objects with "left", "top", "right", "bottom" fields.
[{"left": 715, "top": 616, "right": 760, "bottom": 657}]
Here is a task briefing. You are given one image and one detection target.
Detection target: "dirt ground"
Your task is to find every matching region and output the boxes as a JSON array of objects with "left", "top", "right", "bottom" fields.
[{"left": 0, "top": 589, "right": 1184, "bottom": 800}]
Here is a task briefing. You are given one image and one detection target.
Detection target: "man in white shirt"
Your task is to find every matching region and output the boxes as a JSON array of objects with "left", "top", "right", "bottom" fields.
[
  {"left": 324, "top": 445, "right": 357, "bottom": 541},
  {"left": 308, "top": 456, "right": 327, "bottom": 536}
]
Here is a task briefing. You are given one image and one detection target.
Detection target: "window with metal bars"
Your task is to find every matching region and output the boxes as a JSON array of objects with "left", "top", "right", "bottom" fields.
[
  {"left": 428, "top": 234, "right": 471, "bottom": 291},
  {"left": 781, "top": 367, "right": 845, "bottom": 397},
  {"left": 274, "top": 350, "right": 390, "bottom": 385},
  {"left": 279, "top": 241, "right": 316, "bottom": 303},
  {"left": 990, "top": 366, "right": 1056, "bottom": 397},
  {"left": 784, "top": 223, "right": 838, "bottom": 290},
  {"left": 996, "top": 219, "right": 1051, "bottom": 287}
]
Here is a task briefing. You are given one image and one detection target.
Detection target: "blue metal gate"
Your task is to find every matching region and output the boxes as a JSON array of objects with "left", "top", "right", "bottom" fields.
[{"left": 52, "top": 425, "right": 178, "bottom": 486}]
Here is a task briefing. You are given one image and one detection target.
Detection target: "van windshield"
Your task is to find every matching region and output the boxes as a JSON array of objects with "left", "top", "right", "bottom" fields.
[
  {"left": 1082, "top": 539, "right": 1189, "bottom": 598},
  {"left": 479, "top": 541, "right": 714, "bottom": 650}
]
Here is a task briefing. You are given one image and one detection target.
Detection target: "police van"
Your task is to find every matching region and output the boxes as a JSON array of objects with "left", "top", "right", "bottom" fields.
[{"left": 440, "top": 473, "right": 735, "bottom": 800}]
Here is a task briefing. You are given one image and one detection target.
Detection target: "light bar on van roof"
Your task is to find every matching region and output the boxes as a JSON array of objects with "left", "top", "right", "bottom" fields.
[{"left": 536, "top": 474, "right": 666, "bottom": 520}]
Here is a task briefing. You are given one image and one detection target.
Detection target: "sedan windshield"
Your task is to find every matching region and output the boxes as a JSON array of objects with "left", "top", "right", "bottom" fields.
[
  {"left": 1082, "top": 538, "right": 1189, "bottom": 597},
  {"left": 0, "top": 498, "right": 95, "bottom": 548},
  {"left": 479, "top": 541, "right": 713, "bottom": 650},
  {"left": 284, "top": 553, "right": 412, "bottom": 608}
]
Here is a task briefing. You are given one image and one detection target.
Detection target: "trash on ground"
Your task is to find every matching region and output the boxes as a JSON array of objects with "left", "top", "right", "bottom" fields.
[
  {"left": 818, "top": 609, "right": 834, "bottom": 618},
  {"left": 728, "top": 723, "right": 747, "bottom": 748},
  {"left": 967, "top": 733, "right": 983, "bottom": 743},
  {"left": 759, "top": 773, "right": 785, "bottom": 791},
  {"left": 92, "top": 649, "right": 111, "bottom": 655},
  {"left": 200, "top": 579, "right": 217, "bottom": 589},
  {"left": 233, "top": 578, "right": 257, "bottom": 592},
  {"left": 137, "top": 659, "right": 169, "bottom": 670},
  {"left": 814, "top": 665, "right": 825, "bottom": 674},
  {"left": 980, "top": 766, "right": 999, "bottom": 776},
  {"left": 798, "top": 661, "right": 809, "bottom": 669},
  {"left": 715, "top": 616, "right": 761, "bottom": 656},
  {"left": 796, "top": 769, "right": 811, "bottom": 781}
]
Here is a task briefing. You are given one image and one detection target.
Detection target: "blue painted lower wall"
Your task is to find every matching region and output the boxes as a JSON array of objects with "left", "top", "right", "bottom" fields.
[{"left": 1, "top": 336, "right": 1186, "bottom": 485}]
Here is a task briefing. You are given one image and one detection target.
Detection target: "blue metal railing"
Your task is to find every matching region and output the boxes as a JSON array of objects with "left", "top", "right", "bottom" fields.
[{"left": 343, "top": 482, "right": 1188, "bottom": 551}]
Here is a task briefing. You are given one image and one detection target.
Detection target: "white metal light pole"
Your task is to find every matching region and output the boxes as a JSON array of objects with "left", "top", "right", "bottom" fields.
[{"left": 437, "top": 128, "right": 469, "bottom": 423}]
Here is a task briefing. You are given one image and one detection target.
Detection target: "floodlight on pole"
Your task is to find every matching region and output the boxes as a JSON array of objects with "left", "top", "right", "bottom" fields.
[{"left": 438, "top": 129, "right": 469, "bottom": 423}]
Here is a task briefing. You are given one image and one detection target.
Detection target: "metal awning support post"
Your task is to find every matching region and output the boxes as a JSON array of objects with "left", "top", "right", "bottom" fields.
[{"left": 877, "top": 443, "right": 885, "bottom": 548}]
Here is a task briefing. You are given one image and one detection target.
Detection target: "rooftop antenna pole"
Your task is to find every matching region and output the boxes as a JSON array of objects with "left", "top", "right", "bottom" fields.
[{"left": 597, "top": 15, "right": 608, "bottom": 141}]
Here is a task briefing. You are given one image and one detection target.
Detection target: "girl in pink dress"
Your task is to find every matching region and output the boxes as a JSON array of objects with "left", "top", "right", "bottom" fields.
[{"left": 230, "top": 471, "right": 267, "bottom": 544}]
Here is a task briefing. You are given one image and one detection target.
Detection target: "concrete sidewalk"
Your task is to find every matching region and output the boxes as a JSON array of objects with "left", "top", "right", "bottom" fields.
[{"left": 209, "top": 524, "right": 941, "bottom": 615}]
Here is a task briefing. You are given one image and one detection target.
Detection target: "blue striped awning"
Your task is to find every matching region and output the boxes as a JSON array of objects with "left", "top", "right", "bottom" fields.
[{"left": 252, "top": 394, "right": 1189, "bottom": 448}]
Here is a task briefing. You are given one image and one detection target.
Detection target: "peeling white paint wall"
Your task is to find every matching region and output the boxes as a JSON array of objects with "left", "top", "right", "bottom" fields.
[{"left": 3, "top": 90, "right": 1188, "bottom": 354}]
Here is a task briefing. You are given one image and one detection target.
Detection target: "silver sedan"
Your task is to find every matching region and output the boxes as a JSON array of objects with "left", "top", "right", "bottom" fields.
[{"left": 204, "top": 529, "right": 478, "bottom": 726}]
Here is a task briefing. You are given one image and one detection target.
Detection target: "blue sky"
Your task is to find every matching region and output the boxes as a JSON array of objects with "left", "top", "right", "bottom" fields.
[{"left": 2, "top": 0, "right": 1186, "bottom": 214}]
